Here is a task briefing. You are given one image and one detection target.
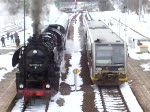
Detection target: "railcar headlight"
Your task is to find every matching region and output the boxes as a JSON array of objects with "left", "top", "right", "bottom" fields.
[
  {"left": 96, "top": 67, "right": 102, "bottom": 71},
  {"left": 118, "top": 67, "right": 124, "bottom": 71},
  {"left": 33, "top": 50, "right": 37, "bottom": 54},
  {"left": 46, "top": 84, "right": 50, "bottom": 88},
  {"left": 19, "top": 84, "right": 24, "bottom": 88}
]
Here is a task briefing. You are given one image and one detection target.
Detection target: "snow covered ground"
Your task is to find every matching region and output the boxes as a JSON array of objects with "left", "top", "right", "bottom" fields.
[{"left": 1, "top": 2, "right": 150, "bottom": 112}]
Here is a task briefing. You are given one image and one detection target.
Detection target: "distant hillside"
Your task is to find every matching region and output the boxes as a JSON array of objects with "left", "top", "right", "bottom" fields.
[
  {"left": 2, "top": 0, "right": 150, "bottom": 15},
  {"left": 59, "top": 0, "right": 97, "bottom": 2},
  {"left": 60, "top": 0, "right": 149, "bottom": 13}
]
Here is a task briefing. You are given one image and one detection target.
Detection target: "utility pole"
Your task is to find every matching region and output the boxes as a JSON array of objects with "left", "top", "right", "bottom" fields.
[
  {"left": 139, "top": 0, "right": 143, "bottom": 21},
  {"left": 24, "top": 0, "right": 26, "bottom": 46},
  {"left": 75, "top": 0, "right": 77, "bottom": 10},
  {"left": 126, "top": 0, "right": 129, "bottom": 14},
  {"left": 118, "top": 0, "right": 120, "bottom": 37}
]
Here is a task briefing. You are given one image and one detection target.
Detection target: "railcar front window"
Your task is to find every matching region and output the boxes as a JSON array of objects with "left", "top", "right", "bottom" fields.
[
  {"left": 95, "top": 45, "right": 125, "bottom": 66},
  {"left": 96, "top": 50, "right": 112, "bottom": 65}
]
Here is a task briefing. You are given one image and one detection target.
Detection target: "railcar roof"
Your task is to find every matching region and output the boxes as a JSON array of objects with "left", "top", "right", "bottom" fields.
[{"left": 87, "top": 20, "right": 124, "bottom": 44}]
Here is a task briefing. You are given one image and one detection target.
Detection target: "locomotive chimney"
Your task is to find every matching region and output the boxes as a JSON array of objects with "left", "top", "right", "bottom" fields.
[{"left": 30, "top": 0, "right": 45, "bottom": 37}]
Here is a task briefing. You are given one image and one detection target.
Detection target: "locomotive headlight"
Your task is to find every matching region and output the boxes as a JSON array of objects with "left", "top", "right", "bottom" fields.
[
  {"left": 46, "top": 84, "right": 50, "bottom": 88},
  {"left": 96, "top": 67, "right": 102, "bottom": 71},
  {"left": 19, "top": 84, "right": 24, "bottom": 88},
  {"left": 33, "top": 50, "right": 37, "bottom": 54},
  {"left": 118, "top": 67, "right": 124, "bottom": 71}
]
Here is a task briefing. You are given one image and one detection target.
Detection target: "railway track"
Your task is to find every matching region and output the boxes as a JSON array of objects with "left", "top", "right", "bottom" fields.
[
  {"left": 111, "top": 17, "right": 150, "bottom": 41},
  {"left": 98, "top": 86, "right": 130, "bottom": 112},
  {"left": 11, "top": 96, "right": 51, "bottom": 112},
  {"left": 87, "top": 12, "right": 150, "bottom": 41}
]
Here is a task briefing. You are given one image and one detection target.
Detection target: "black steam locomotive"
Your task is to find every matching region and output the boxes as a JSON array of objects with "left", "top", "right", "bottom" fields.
[{"left": 12, "top": 14, "right": 69, "bottom": 99}]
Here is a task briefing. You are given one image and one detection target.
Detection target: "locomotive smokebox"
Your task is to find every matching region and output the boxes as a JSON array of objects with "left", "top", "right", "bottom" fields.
[
  {"left": 32, "top": 33, "right": 40, "bottom": 39},
  {"left": 27, "top": 34, "right": 40, "bottom": 42}
]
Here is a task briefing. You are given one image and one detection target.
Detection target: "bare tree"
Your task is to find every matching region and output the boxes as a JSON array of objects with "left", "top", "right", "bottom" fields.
[{"left": 127, "top": 0, "right": 148, "bottom": 14}]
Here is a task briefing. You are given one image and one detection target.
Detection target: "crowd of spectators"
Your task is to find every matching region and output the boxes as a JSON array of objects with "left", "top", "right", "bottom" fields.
[{"left": 0, "top": 31, "right": 20, "bottom": 48}]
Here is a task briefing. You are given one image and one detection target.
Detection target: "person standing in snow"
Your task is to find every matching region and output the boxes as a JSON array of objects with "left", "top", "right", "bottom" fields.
[
  {"left": 1, "top": 36, "right": 6, "bottom": 47},
  {"left": 14, "top": 31, "right": 18, "bottom": 39},
  {"left": 10, "top": 33, "right": 14, "bottom": 43},
  {"left": 6, "top": 32, "right": 10, "bottom": 40},
  {"left": 15, "top": 36, "right": 20, "bottom": 48}
]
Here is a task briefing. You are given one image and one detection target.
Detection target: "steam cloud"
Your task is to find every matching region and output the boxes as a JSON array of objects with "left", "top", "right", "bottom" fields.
[
  {"left": 30, "top": 0, "right": 45, "bottom": 35},
  {"left": 3, "top": 0, "right": 20, "bottom": 15},
  {"left": 30, "top": 0, "right": 59, "bottom": 36}
]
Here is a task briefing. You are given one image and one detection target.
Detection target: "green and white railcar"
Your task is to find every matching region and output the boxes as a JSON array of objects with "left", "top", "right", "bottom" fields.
[{"left": 85, "top": 20, "right": 128, "bottom": 85}]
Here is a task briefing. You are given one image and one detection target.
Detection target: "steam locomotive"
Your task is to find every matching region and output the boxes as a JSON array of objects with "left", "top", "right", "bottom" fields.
[{"left": 12, "top": 14, "right": 69, "bottom": 100}]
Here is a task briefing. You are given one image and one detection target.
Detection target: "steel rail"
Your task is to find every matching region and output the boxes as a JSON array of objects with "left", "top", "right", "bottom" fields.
[{"left": 98, "top": 86, "right": 130, "bottom": 112}]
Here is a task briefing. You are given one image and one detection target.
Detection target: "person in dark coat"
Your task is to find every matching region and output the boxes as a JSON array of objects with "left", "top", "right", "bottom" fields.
[
  {"left": 15, "top": 36, "right": 20, "bottom": 48},
  {"left": 6, "top": 32, "right": 10, "bottom": 40},
  {"left": 14, "top": 32, "right": 18, "bottom": 39},
  {"left": 10, "top": 33, "right": 14, "bottom": 43},
  {"left": 1, "top": 36, "right": 5, "bottom": 47}
]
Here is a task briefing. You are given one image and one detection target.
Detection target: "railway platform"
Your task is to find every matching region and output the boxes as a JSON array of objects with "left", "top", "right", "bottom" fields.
[
  {"left": 0, "top": 69, "right": 16, "bottom": 112},
  {"left": 128, "top": 57, "right": 150, "bottom": 112}
]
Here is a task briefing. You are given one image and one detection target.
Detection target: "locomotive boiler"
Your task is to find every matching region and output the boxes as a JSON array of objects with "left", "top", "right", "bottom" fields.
[{"left": 12, "top": 14, "right": 69, "bottom": 100}]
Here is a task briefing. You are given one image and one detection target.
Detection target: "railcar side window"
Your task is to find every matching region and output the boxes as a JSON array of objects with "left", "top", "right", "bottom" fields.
[
  {"left": 112, "top": 45, "right": 125, "bottom": 65},
  {"left": 87, "top": 34, "right": 92, "bottom": 59}
]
